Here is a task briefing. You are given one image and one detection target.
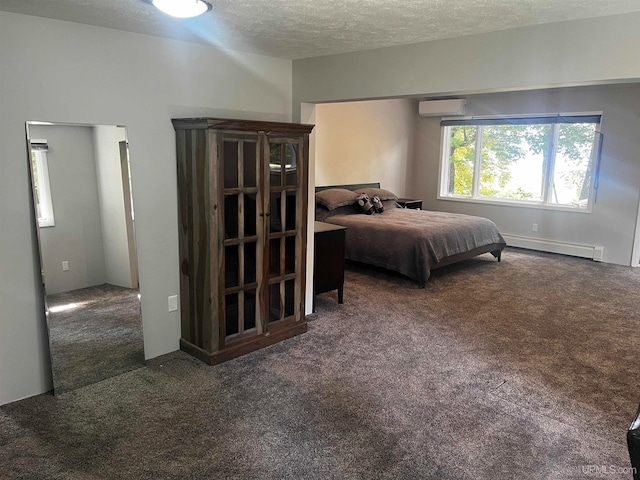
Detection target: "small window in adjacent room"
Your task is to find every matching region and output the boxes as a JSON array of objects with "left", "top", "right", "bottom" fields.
[
  {"left": 439, "top": 114, "right": 602, "bottom": 211},
  {"left": 30, "top": 140, "right": 55, "bottom": 227}
]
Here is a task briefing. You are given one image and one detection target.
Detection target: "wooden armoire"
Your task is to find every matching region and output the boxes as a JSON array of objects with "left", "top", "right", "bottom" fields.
[{"left": 172, "top": 118, "right": 314, "bottom": 365}]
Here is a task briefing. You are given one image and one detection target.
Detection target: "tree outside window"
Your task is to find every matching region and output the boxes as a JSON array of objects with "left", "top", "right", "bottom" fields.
[{"left": 442, "top": 115, "right": 600, "bottom": 210}]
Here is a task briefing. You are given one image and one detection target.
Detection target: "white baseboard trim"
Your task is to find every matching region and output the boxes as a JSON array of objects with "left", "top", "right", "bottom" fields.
[{"left": 503, "top": 234, "right": 604, "bottom": 261}]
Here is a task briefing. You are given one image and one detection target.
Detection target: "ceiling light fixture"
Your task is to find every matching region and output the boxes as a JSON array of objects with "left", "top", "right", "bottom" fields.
[{"left": 152, "top": 0, "right": 212, "bottom": 18}]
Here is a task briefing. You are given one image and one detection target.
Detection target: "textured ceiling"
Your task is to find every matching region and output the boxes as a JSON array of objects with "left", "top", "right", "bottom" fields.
[{"left": 1, "top": 0, "right": 640, "bottom": 59}]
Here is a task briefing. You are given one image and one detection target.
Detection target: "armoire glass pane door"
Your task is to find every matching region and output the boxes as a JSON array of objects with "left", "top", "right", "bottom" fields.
[
  {"left": 267, "top": 139, "right": 302, "bottom": 327},
  {"left": 221, "top": 135, "right": 260, "bottom": 345}
]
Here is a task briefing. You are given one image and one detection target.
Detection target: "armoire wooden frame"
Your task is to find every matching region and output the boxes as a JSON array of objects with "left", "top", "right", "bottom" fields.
[{"left": 172, "top": 118, "right": 314, "bottom": 365}]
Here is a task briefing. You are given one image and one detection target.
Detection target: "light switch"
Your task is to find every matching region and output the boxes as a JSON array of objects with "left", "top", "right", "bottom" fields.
[
  {"left": 62, "top": 261, "right": 69, "bottom": 271},
  {"left": 168, "top": 295, "right": 178, "bottom": 312}
]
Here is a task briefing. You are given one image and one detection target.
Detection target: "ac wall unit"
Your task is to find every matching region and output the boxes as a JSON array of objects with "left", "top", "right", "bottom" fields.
[{"left": 418, "top": 99, "right": 467, "bottom": 117}]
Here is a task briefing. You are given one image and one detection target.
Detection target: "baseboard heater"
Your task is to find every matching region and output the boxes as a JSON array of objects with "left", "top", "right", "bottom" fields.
[{"left": 502, "top": 234, "right": 604, "bottom": 261}]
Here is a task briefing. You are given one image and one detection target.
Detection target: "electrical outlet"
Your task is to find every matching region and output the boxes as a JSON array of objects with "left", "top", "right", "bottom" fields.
[
  {"left": 168, "top": 295, "right": 178, "bottom": 312},
  {"left": 532, "top": 223, "right": 539, "bottom": 232},
  {"left": 62, "top": 261, "right": 69, "bottom": 271}
]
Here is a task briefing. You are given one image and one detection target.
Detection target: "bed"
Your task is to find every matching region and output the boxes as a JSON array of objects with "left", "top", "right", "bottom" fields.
[{"left": 315, "top": 183, "right": 506, "bottom": 287}]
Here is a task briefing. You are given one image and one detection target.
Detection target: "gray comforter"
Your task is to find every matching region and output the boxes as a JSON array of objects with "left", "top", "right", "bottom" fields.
[{"left": 322, "top": 206, "right": 506, "bottom": 285}]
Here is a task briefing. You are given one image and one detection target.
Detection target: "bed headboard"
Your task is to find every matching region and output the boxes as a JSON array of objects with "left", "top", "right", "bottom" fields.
[{"left": 315, "top": 182, "right": 380, "bottom": 193}]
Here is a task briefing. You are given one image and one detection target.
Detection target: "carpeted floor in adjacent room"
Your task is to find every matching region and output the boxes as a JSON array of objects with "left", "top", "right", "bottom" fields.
[{"left": 1, "top": 247, "right": 638, "bottom": 479}]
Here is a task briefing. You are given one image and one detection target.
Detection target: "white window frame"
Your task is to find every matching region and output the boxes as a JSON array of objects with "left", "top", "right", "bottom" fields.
[
  {"left": 437, "top": 113, "right": 602, "bottom": 213},
  {"left": 30, "top": 140, "right": 55, "bottom": 227}
]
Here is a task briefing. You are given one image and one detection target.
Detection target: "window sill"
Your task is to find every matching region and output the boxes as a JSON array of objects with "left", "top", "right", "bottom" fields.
[
  {"left": 436, "top": 195, "right": 592, "bottom": 214},
  {"left": 38, "top": 220, "right": 55, "bottom": 228}
]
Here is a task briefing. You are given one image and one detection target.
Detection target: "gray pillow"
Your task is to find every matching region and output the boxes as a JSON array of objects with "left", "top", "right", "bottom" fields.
[
  {"left": 316, "top": 204, "right": 358, "bottom": 221},
  {"left": 383, "top": 199, "right": 400, "bottom": 210},
  {"left": 360, "top": 187, "right": 398, "bottom": 201},
  {"left": 315, "top": 188, "right": 359, "bottom": 211}
]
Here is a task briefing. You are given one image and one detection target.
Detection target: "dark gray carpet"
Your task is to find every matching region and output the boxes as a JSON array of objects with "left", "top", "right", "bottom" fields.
[
  {"left": 1, "top": 248, "right": 638, "bottom": 479},
  {"left": 47, "top": 283, "right": 145, "bottom": 394}
]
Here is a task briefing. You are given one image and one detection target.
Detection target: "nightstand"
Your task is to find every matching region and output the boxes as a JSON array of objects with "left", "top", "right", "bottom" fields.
[
  {"left": 397, "top": 198, "right": 423, "bottom": 210},
  {"left": 314, "top": 221, "right": 346, "bottom": 311}
]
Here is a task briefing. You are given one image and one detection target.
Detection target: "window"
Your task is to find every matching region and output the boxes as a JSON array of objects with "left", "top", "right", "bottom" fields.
[
  {"left": 439, "top": 114, "right": 602, "bottom": 211},
  {"left": 30, "top": 140, "right": 55, "bottom": 227}
]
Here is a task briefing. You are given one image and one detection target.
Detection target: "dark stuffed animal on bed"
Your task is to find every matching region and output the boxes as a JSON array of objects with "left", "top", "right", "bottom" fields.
[
  {"left": 371, "top": 195, "right": 384, "bottom": 213},
  {"left": 356, "top": 193, "right": 375, "bottom": 215}
]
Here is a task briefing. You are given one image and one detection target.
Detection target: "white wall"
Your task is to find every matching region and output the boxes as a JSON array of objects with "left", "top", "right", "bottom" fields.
[
  {"left": 292, "top": 12, "right": 640, "bottom": 115},
  {"left": 31, "top": 124, "right": 107, "bottom": 294},
  {"left": 315, "top": 99, "right": 415, "bottom": 196},
  {"left": 94, "top": 125, "right": 132, "bottom": 289},
  {"left": 0, "top": 11, "right": 292, "bottom": 405},
  {"left": 410, "top": 84, "right": 640, "bottom": 266}
]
